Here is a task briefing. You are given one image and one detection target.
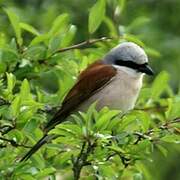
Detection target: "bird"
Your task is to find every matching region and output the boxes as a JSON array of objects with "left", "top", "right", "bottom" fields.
[{"left": 20, "top": 41, "right": 153, "bottom": 162}]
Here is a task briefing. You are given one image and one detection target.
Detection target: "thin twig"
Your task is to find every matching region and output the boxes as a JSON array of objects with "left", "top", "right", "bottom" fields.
[
  {"left": 105, "top": 152, "right": 117, "bottom": 161},
  {"left": 0, "top": 125, "right": 15, "bottom": 135},
  {"left": 133, "top": 117, "right": 180, "bottom": 144},
  {"left": 0, "top": 137, "right": 31, "bottom": 148},
  {"left": 106, "top": 151, "right": 131, "bottom": 168},
  {"left": 133, "top": 132, "right": 152, "bottom": 144},
  {"left": 118, "top": 154, "right": 131, "bottom": 168},
  {"left": 38, "top": 37, "right": 113, "bottom": 63},
  {"left": 51, "top": 37, "right": 113, "bottom": 56},
  {"left": 38, "top": 105, "right": 60, "bottom": 115},
  {"left": 169, "top": 117, "right": 180, "bottom": 124},
  {"left": 135, "top": 105, "right": 168, "bottom": 112},
  {"left": 0, "top": 97, "right": 10, "bottom": 106}
]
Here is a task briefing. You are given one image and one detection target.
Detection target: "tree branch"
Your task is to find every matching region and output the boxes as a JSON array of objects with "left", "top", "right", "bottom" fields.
[
  {"left": 72, "top": 140, "right": 96, "bottom": 180},
  {"left": 51, "top": 37, "right": 113, "bottom": 56}
]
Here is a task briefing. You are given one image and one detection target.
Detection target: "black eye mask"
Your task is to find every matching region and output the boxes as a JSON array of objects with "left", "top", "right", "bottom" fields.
[{"left": 115, "top": 60, "right": 154, "bottom": 75}]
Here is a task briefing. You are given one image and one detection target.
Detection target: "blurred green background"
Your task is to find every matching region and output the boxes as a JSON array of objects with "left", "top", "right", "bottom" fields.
[{"left": 0, "top": 0, "right": 179, "bottom": 179}]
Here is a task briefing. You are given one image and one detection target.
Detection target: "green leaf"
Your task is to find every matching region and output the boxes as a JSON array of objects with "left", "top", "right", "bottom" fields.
[
  {"left": 8, "top": 129, "right": 24, "bottom": 142},
  {"left": 161, "top": 134, "right": 180, "bottom": 144},
  {"left": 30, "top": 34, "right": 50, "bottom": 46},
  {"left": 23, "top": 119, "right": 39, "bottom": 134},
  {"left": 53, "top": 151, "right": 73, "bottom": 166},
  {"left": 0, "top": 60, "right": 7, "bottom": 74},
  {"left": 156, "top": 144, "right": 168, "bottom": 157},
  {"left": 23, "top": 45, "right": 46, "bottom": 61},
  {"left": 6, "top": 73, "right": 16, "bottom": 94},
  {"left": 49, "top": 14, "right": 69, "bottom": 36},
  {"left": 50, "top": 123, "right": 81, "bottom": 137},
  {"left": 127, "top": 16, "right": 150, "bottom": 32},
  {"left": 88, "top": 0, "right": 106, "bottom": 34},
  {"left": 145, "top": 47, "right": 161, "bottom": 58},
  {"left": 133, "top": 173, "right": 143, "bottom": 180},
  {"left": 135, "top": 111, "right": 151, "bottom": 132},
  {"left": 48, "top": 35, "right": 62, "bottom": 54},
  {"left": 16, "top": 174, "right": 35, "bottom": 180},
  {"left": 108, "top": 145, "right": 125, "bottom": 153},
  {"left": 104, "top": 17, "right": 118, "bottom": 36},
  {"left": 36, "top": 167, "right": 56, "bottom": 178},
  {"left": 151, "top": 71, "right": 169, "bottom": 99},
  {"left": 98, "top": 164, "right": 119, "bottom": 178},
  {"left": 10, "top": 95, "right": 21, "bottom": 117},
  {"left": 20, "top": 22, "right": 40, "bottom": 36},
  {"left": 118, "top": 0, "right": 127, "bottom": 13},
  {"left": 166, "top": 98, "right": 180, "bottom": 119},
  {"left": 0, "top": 32, "right": 7, "bottom": 47},
  {"left": 54, "top": 136, "right": 79, "bottom": 146},
  {"left": 31, "top": 153, "right": 45, "bottom": 169},
  {"left": 4, "top": 8, "right": 22, "bottom": 45},
  {"left": 123, "top": 34, "right": 145, "bottom": 47},
  {"left": 94, "top": 108, "right": 120, "bottom": 131},
  {"left": 20, "top": 79, "right": 31, "bottom": 100},
  {"left": 10, "top": 38, "right": 18, "bottom": 51},
  {"left": 86, "top": 102, "right": 97, "bottom": 129},
  {"left": 60, "top": 25, "right": 77, "bottom": 47},
  {"left": 0, "top": 48, "right": 18, "bottom": 64}
]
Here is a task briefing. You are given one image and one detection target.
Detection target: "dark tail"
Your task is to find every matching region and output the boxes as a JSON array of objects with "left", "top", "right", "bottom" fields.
[{"left": 20, "top": 134, "right": 50, "bottom": 162}]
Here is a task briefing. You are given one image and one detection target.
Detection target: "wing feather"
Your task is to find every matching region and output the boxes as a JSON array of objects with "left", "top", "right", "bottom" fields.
[{"left": 45, "top": 61, "right": 116, "bottom": 131}]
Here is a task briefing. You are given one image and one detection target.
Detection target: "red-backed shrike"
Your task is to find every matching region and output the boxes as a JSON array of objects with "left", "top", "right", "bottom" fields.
[{"left": 20, "top": 42, "right": 153, "bottom": 161}]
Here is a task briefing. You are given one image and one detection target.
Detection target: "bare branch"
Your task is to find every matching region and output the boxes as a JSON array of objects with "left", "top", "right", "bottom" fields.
[
  {"left": 169, "top": 117, "right": 180, "bottom": 124},
  {"left": 51, "top": 37, "right": 113, "bottom": 56}
]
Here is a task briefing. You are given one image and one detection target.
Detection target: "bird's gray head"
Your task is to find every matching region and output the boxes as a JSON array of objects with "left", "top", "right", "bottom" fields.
[{"left": 104, "top": 42, "right": 153, "bottom": 75}]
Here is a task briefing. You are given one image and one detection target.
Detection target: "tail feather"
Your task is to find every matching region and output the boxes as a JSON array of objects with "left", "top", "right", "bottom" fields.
[{"left": 20, "top": 134, "right": 50, "bottom": 162}]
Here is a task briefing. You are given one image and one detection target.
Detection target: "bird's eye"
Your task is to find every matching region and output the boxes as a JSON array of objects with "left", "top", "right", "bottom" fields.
[
  {"left": 114, "top": 60, "right": 126, "bottom": 66},
  {"left": 138, "top": 62, "right": 148, "bottom": 68},
  {"left": 142, "top": 62, "right": 148, "bottom": 66}
]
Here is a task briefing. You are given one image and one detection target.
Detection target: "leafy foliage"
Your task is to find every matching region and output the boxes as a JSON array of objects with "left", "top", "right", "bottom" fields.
[{"left": 0, "top": 0, "right": 179, "bottom": 179}]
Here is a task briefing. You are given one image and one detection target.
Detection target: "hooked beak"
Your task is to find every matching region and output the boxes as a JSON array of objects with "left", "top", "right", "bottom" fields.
[{"left": 139, "top": 64, "right": 154, "bottom": 76}]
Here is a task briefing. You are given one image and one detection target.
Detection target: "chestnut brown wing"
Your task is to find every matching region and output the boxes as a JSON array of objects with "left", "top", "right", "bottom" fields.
[{"left": 45, "top": 61, "right": 116, "bottom": 131}]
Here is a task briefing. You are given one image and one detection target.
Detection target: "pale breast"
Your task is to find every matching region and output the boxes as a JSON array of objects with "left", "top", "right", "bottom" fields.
[{"left": 77, "top": 68, "right": 143, "bottom": 113}]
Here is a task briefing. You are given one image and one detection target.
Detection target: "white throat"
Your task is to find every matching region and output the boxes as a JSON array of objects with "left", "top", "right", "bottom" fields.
[{"left": 113, "top": 65, "right": 144, "bottom": 78}]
